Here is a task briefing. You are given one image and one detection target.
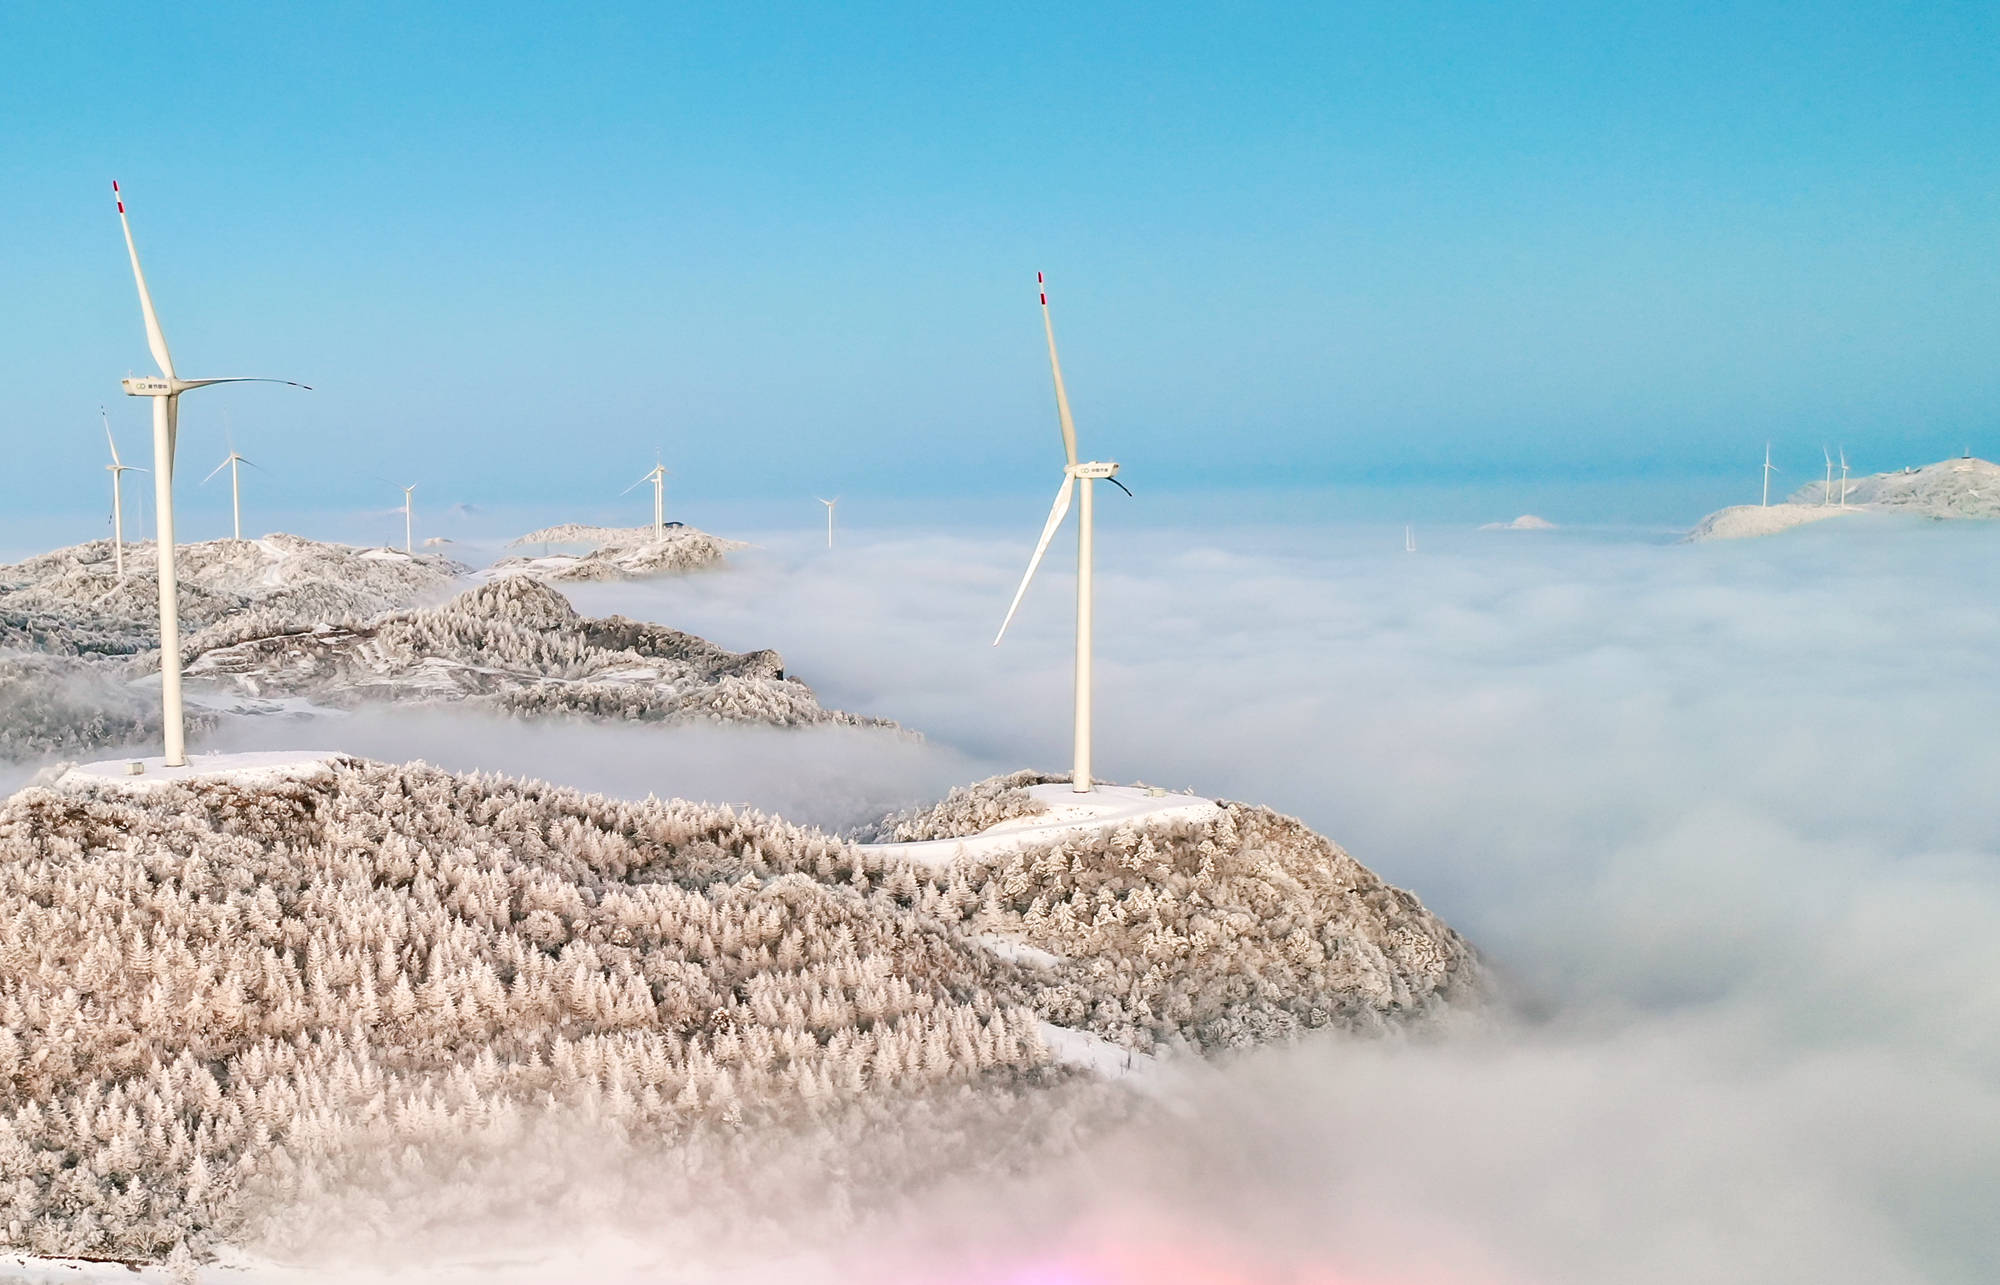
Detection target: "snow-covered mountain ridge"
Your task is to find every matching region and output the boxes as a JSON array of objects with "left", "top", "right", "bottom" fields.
[
  {"left": 183, "top": 577, "right": 878, "bottom": 728},
  {"left": 0, "top": 758, "right": 1480, "bottom": 1266}
]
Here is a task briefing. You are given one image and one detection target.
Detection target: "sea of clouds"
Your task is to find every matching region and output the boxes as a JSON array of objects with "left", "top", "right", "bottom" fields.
[{"left": 20, "top": 508, "right": 2000, "bottom": 1283}]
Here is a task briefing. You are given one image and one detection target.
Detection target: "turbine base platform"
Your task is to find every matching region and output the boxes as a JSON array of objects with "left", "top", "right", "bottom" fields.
[
  {"left": 860, "top": 782, "right": 1223, "bottom": 869},
  {"left": 54, "top": 751, "right": 345, "bottom": 795}
]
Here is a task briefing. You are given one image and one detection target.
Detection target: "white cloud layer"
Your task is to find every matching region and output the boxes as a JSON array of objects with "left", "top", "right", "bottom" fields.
[
  {"left": 24, "top": 511, "right": 2000, "bottom": 1282},
  {"left": 544, "top": 515, "right": 2000, "bottom": 1283}
]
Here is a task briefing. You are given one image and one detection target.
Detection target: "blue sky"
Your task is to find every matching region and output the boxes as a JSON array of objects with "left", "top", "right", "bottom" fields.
[{"left": 3, "top": 1, "right": 1997, "bottom": 521}]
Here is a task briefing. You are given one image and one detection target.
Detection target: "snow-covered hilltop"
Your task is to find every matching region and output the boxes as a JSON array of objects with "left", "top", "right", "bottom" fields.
[
  {"left": 0, "top": 534, "right": 466, "bottom": 657},
  {"left": 1479, "top": 514, "right": 1556, "bottom": 531},
  {"left": 0, "top": 759, "right": 1479, "bottom": 1267},
  {"left": 1799, "top": 454, "right": 2000, "bottom": 516},
  {"left": 1688, "top": 456, "right": 2000, "bottom": 541},
  {"left": 183, "top": 576, "right": 877, "bottom": 727},
  {"left": 496, "top": 523, "right": 742, "bottom": 582}
]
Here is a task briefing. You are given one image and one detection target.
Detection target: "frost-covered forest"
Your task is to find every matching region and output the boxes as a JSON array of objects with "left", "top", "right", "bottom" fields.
[
  {"left": 0, "top": 758, "right": 1478, "bottom": 1265},
  {"left": 184, "top": 577, "right": 878, "bottom": 728}
]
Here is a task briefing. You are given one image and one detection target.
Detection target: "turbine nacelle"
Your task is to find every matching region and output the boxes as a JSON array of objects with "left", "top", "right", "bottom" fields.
[{"left": 1069, "top": 461, "right": 1120, "bottom": 480}]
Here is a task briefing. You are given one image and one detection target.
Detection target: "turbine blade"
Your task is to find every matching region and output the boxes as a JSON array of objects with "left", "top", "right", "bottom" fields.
[
  {"left": 993, "top": 475, "right": 1075, "bottom": 645},
  {"left": 177, "top": 377, "right": 313, "bottom": 391},
  {"left": 1038, "top": 273, "right": 1080, "bottom": 469},
  {"left": 201, "top": 456, "right": 232, "bottom": 484},
  {"left": 112, "top": 182, "right": 176, "bottom": 379},
  {"left": 620, "top": 472, "right": 653, "bottom": 494},
  {"left": 102, "top": 409, "right": 121, "bottom": 468}
]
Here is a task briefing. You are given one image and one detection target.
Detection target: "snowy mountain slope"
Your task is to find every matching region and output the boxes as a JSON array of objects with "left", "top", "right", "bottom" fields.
[
  {"left": 0, "top": 758, "right": 1479, "bottom": 1267},
  {"left": 854, "top": 772, "right": 1482, "bottom": 1052},
  {"left": 182, "top": 577, "right": 881, "bottom": 727}
]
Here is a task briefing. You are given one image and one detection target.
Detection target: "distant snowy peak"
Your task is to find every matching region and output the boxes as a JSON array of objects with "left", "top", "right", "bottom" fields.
[
  {"left": 1690, "top": 455, "right": 2000, "bottom": 541},
  {"left": 1480, "top": 514, "right": 1556, "bottom": 531},
  {"left": 1787, "top": 455, "right": 2000, "bottom": 516},
  {"left": 1684, "top": 503, "right": 1854, "bottom": 543},
  {"left": 497, "top": 523, "right": 744, "bottom": 581}
]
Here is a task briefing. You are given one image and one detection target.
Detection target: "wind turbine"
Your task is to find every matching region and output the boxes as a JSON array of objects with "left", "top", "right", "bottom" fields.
[
  {"left": 819, "top": 497, "right": 838, "bottom": 549},
  {"left": 400, "top": 484, "right": 417, "bottom": 554},
  {"left": 993, "top": 272, "right": 1131, "bottom": 795},
  {"left": 1404, "top": 523, "right": 1416, "bottom": 553},
  {"left": 112, "top": 180, "right": 310, "bottom": 768},
  {"left": 1838, "top": 446, "right": 1852, "bottom": 507},
  {"left": 201, "top": 432, "right": 256, "bottom": 540},
  {"left": 1762, "top": 442, "right": 1779, "bottom": 507},
  {"left": 102, "top": 408, "right": 145, "bottom": 579},
  {"left": 623, "top": 460, "right": 669, "bottom": 540},
  {"left": 1822, "top": 446, "right": 1835, "bottom": 506}
]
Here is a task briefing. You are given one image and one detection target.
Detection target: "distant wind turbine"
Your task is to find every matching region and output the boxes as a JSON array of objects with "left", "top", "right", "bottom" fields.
[
  {"left": 623, "top": 461, "right": 669, "bottom": 541},
  {"left": 1838, "top": 446, "right": 1851, "bottom": 508},
  {"left": 994, "top": 272, "right": 1131, "bottom": 795},
  {"left": 1404, "top": 523, "right": 1416, "bottom": 553},
  {"left": 1821, "top": 446, "right": 1836, "bottom": 506},
  {"left": 1762, "top": 442, "right": 1779, "bottom": 507},
  {"left": 112, "top": 180, "right": 310, "bottom": 767},
  {"left": 201, "top": 432, "right": 257, "bottom": 541},
  {"left": 819, "top": 497, "right": 838, "bottom": 549},
  {"left": 101, "top": 408, "right": 145, "bottom": 579},
  {"left": 400, "top": 484, "right": 417, "bottom": 554}
]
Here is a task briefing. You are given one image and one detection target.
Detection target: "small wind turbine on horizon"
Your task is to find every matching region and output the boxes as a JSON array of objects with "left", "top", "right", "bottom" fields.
[
  {"left": 400, "top": 485, "right": 417, "bottom": 554},
  {"left": 112, "top": 180, "right": 310, "bottom": 768},
  {"left": 1404, "top": 523, "right": 1416, "bottom": 553},
  {"left": 623, "top": 460, "right": 669, "bottom": 541},
  {"left": 1762, "top": 442, "right": 1779, "bottom": 507},
  {"left": 993, "top": 272, "right": 1132, "bottom": 795},
  {"left": 819, "top": 497, "right": 838, "bottom": 549},
  {"left": 201, "top": 431, "right": 258, "bottom": 541},
  {"left": 101, "top": 408, "right": 145, "bottom": 579},
  {"left": 1838, "top": 446, "right": 1851, "bottom": 508},
  {"left": 1822, "top": 446, "right": 1835, "bottom": 506}
]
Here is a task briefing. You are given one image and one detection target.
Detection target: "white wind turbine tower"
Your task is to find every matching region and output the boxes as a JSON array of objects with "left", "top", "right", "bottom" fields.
[
  {"left": 1821, "top": 446, "right": 1835, "bottom": 505},
  {"left": 400, "top": 485, "right": 417, "bottom": 554},
  {"left": 1762, "top": 441, "right": 1779, "bottom": 507},
  {"left": 819, "top": 497, "right": 838, "bottom": 549},
  {"left": 101, "top": 408, "right": 146, "bottom": 579},
  {"left": 1404, "top": 523, "right": 1416, "bottom": 553},
  {"left": 112, "top": 180, "right": 310, "bottom": 768},
  {"left": 1838, "top": 446, "right": 1851, "bottom": 508},
  {"left": 994, "top": 272, "right": 1130, "bottom": 795},
  {"left": 202, "top": 432, "right": 256, "bottom": 540},
  {"left": 623, "top": 460, "right": 669, "bottom": 541}
]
